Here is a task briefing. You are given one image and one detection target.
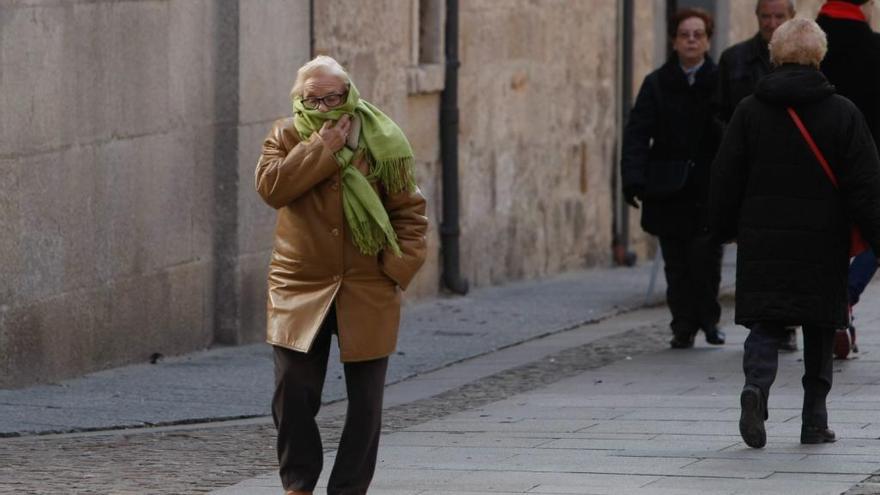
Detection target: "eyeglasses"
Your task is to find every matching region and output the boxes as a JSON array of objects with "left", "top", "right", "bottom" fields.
[
  {"left": 301, "top": 91, "right": 347, "bottom": 110},
  {"left": 676, "top": 30, "right": 707, "bottom": 40}
]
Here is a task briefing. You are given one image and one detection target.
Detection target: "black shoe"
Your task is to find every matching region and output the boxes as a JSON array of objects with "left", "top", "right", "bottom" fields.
[
  {"left": 740, "top": 385, "right": 766, "bottom": 448},
  {"left": 704, "top": 327, "right": 726, "bottom": 345},
  {"left": 801, "top": 425, "right": 836, "bottom": 444},
  {"left": 779, "top": 328, "right": 798, "bottom": 352},
  {"left": 670, "top": 333, "right": 695, "bottom": 349}
]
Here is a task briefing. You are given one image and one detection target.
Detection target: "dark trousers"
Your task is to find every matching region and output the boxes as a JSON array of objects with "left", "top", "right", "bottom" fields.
[
  {"left": 743, "top": 322, "right": 835, "bottom": 427},
  {"left": 848, "top": 249, "right": 877, "bottom": 306},
  {"left": 272, "top": 310, "right": 389, "bottom": 494},
  {"left": 659, "top": 234, "right": 723, "bottom": 337}
]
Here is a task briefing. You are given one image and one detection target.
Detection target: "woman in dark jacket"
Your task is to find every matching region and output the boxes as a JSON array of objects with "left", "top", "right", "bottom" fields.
[
  {"left": 621, "top": 7, "right": 724, "bottom": 349},
  {"left": 710, "top": 18, "right": 880, "bottom": 448}
]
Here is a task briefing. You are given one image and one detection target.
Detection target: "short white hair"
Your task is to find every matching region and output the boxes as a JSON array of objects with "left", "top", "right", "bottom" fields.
[
  {"left": 290, "top": 55, "right": 350, "bottom": 99},
  {"left": 769, "top": 18, "right": 827, "bottom": 68}
]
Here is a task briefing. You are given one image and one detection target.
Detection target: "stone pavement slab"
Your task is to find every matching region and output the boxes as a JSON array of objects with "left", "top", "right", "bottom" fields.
[
  {"left": 213, "top": 280, "right": 880, "bottom": 495},
  {"left": 0, "top": 253, "right": 735, "bottom": 436}
]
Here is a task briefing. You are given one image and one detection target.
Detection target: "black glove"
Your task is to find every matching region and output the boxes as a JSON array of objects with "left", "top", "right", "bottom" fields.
[{"left": 623, "top": 185, "right": 644, "bottom": 209}]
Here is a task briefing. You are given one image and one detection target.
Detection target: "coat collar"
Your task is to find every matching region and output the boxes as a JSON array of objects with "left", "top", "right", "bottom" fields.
[{"left": 660, "top": 54, "right": 717, "bottom": 90}]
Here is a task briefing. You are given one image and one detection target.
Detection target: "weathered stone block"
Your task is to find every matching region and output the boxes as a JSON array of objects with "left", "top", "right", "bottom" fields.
[
  {"left": 168, "top": 0, "right": 216, "bottom": 125},
  {"left": 91, "top": 132, "right": 196, "bottom": 278},
  {"left": 237, "top": 122, "right": 277, "bottom": 256},
  {"left": 237, "top": 250, "right": 271, "bottom": 343},
  {"left": 239, "top": 0, "right": 310, "bottom": 125},
  {"left": 0, "top": 5, "right": 68, "bottom": 155}
]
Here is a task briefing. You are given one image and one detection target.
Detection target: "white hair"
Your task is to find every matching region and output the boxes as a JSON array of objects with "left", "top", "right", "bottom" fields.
[
  {"left": 290, "top": 55, "right": 350, "bottom": 99},
  {"left": 769, "top": 18, "right": 827, "bottom": 68}
]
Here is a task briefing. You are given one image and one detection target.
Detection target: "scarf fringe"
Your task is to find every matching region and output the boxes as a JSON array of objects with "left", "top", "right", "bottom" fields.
[
  {"left": 372, "top": 156, "right": 417, "bottom": 195},
  {"left": 349, "top": 217, "right": 402, "bottom": 257}
]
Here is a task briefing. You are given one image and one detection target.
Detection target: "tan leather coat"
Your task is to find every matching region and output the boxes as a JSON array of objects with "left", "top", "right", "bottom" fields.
[{"left": 255, "top": 118, "right": 428, "bottom": 361}]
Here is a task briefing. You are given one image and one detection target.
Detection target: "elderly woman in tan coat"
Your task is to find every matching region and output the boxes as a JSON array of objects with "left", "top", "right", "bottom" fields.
[{"left": 256, "top": 55, "right": 428, "bottom": 495}]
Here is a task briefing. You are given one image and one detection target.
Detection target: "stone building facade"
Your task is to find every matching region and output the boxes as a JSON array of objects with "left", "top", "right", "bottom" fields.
[{"left": 2, "top": 0, "right": 873, "bottom": 388}]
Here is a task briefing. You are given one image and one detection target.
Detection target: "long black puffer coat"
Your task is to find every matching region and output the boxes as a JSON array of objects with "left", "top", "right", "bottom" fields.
[
  {"left": 621, "top": 56, "right": 722, "bottom": 238},
  {"left": 710, "top": 65, "right": 880, "bottom": 328}
]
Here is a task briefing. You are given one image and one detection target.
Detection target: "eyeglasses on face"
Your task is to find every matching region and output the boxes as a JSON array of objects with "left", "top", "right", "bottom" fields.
[
  {"left": 301, "top": 91, "right": 347, "bottom": 110},
  {"left": 676, "top": 30, "right": 707, "bottom": 40}
]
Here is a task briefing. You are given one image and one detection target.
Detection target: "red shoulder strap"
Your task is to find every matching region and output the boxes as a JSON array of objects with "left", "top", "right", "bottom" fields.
[{"left": 787, "top": 107, "right": 839, "bottom": 189}]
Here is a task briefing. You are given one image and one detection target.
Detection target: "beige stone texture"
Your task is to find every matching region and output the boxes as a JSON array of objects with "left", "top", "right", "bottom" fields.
[
  {"left": 0, "top": 0, "right": 787, "bottom": 387},
  {"left": 628, "top": 0, "right": 666, "bottom": 262},
  {"left": 0, "top": 0, "right": 308, "bottom": 387}
]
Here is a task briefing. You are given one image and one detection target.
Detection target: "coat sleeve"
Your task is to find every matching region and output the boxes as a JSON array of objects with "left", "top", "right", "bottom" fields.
[
  {"left": 837, "top": 109, "right": 880, "bottom": 254},
  {"left": 255, "top": 119, "right": 339, "bottom": 209},
  {"left": 380, "top": 185, "right": 428, "bottom": 291},
  {"left": 714, "top": 50, "right": 734, "bottom": 124},
  {"left": 708, "top": 104, "right": 750, "bottom": 244},
  {"left": 620, "top": 76, "right": 657, "bottom": 188}
]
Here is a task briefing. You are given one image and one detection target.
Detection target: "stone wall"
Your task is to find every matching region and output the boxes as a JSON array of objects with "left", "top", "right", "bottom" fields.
[
  {"left": 0, "top": 0, "right": 802, "bottom": 388},
  {"left": 0, "top": 0, "right": 310, "bottom": 387}
]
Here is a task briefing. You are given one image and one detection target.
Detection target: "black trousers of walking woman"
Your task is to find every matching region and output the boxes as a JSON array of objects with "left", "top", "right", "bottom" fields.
[
  {"left": 272, "top": 309, "right": 388, "bottom": 495},
  {"left": 743, "top": 322, "right": 835, "bottom": 427},
  {"left": 659, "top": 234, "right": 723, "bottom": 338}
]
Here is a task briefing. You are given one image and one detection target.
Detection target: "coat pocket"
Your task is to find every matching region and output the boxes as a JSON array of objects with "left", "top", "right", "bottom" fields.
[{"left": 644, "top": 159, "right": 693, "bottom": 199}]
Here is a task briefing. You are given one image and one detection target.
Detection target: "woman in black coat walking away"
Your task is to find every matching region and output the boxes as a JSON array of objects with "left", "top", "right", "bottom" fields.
[
  {"left": 621, "top": 7, "right": 725, "bottom": 349},
  {"left": 710, "top": 18, "right": 880, "bottom": 448}
]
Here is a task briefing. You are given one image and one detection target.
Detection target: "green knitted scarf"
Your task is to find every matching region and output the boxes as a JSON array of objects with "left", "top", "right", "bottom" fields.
[{"left": 293, "top": 82, "right": 416, "bottom": 256}]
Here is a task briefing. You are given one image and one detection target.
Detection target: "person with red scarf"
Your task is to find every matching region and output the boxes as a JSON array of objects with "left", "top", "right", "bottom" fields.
[{"left": 817, "top": 0, "right": 880, "bottom": 359}]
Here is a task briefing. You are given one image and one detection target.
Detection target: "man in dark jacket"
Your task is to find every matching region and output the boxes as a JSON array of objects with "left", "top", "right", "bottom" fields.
[
  {"left": 622, "top": 8, "right": 724, "bottom": 349},
  {"left": 716, "top": 0, "right": 800, "bottom": 352},
  {"left": 817, "top": 0, "right": 880, "bottom": 357},
  {"left": 716, "top": 0, "right": 795, "bottom": 123},
  {"left": 710, "top": 18, "right": 880, "bottom": 448}
]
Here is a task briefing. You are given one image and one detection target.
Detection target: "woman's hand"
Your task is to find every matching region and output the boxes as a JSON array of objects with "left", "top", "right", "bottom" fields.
[{"left": 318, "top": 114, "right": 351, "bottom": 152}]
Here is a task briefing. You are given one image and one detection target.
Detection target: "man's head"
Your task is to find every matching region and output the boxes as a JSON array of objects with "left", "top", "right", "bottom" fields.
[{"left": 756, "top": 0, "right": 796, "bottom": 42}]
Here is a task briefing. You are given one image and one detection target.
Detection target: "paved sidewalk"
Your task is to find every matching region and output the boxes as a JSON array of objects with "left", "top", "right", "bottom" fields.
[
  {"left": 0, "top": 251, "right": 734, "bottom": 436},
  {"left": 215, "top": 281, "right": 880, "bottom": 495}
]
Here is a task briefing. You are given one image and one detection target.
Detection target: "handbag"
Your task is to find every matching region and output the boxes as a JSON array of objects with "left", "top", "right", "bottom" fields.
[
  {"left": 787, "top": 107, "right": 869, "bottom": 258},
  {"left": 644, "top": 159, "right": 694, "bottom": 199}
]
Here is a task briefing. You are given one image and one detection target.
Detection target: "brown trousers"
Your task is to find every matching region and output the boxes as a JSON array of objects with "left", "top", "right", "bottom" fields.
[{"left": 272, "top": 309, "right": 389, "bottom": 494}]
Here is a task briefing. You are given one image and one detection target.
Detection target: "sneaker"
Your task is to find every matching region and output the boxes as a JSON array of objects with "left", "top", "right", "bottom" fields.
[
  {"left": 833, "top": 328, "right": 851, "bottom": 359},
  {"left": 801, "top": 425, "right": 836, "bottom": 444},
  {"left": 739, "top": 385, "right": 767, "bottom": 448},
  {"left": 779, "top": 328, "right": 798, "bottom": 352}
]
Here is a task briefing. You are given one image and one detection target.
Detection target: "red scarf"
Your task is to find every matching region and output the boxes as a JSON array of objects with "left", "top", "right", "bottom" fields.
[{"left": 819, "top": 1, "right": 867, "bottom": 22}]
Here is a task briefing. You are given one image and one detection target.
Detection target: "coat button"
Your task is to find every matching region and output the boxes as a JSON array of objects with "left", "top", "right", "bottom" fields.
[
  {"left": 331, "top": 181, "right": 339, "bottom": 191},
  {"left": 331, "top": 228, "right": 340, "bottom": 236},
  {"left": 332, "top": 275, "right": 341, "bottom": 281}
]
